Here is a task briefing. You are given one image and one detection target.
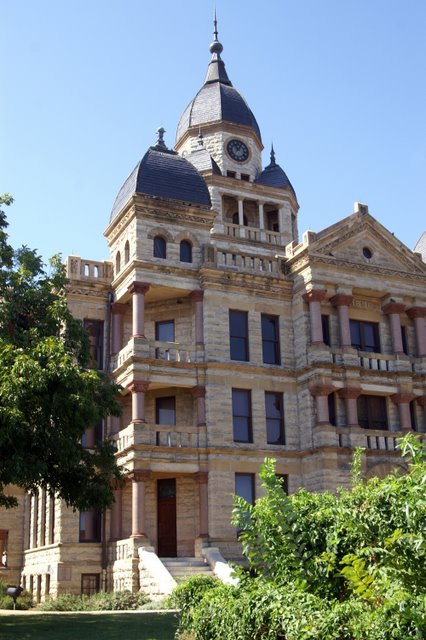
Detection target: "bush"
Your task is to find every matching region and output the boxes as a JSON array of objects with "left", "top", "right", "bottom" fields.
[
  {"left": 0, "top": 579, "right": 32, "bottom": 610},
  {"left": 167, "top": 574, "right": 221, "bottom": 634},
  {"left": 39, "top": 589, "right": 150, "bottom": 611}
]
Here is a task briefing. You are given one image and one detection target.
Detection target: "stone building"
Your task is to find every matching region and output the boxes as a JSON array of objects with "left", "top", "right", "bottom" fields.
[{"left": 1, "top": 22, "right": 426, "bottom": 601}]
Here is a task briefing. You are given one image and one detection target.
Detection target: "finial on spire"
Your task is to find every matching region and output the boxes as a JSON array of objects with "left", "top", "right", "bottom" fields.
[
  {"left": 155, "top": 127, "right": 167, "bottom": 150},
  {"left": 270, "top": 143, "right": 276, "bottom": 166},
  {"left": 209, "top": 9, "right": 223, "bottom": 56}
]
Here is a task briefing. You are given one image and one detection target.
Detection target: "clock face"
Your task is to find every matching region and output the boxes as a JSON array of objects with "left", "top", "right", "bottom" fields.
[{"left": 227, "top": 139, "right": 249, "bottom": 162}]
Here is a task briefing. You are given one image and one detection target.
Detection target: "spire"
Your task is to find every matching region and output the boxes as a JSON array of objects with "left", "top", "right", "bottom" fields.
[
  {"left": 204, "top": 11, "right": 232, "bottom": 86},
  {"left": 153, "top": 127, "right": 168, "bottom": 150},
  {"left": 270, "top": 143, "right": 276, "bottom": 166}
]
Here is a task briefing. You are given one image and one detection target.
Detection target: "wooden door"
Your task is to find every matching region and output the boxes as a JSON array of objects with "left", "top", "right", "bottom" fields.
[{"left": 157, "top": 479, "right": 177, "bottom": 557}]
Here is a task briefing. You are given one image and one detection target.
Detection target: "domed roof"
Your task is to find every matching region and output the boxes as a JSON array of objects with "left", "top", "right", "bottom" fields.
[
  {"left": 255, "top": 146, "right": 295, "bottom": 196},
  {"left": 110, "top": 129, "right": 211, "bottom": 222},
  {"left": 176, "top": 21, "right": 261, "bottom": 145}
]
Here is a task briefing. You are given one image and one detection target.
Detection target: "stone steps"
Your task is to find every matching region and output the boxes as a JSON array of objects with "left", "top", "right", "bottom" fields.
[{"left": 162, "top": 557, "right": 214, "bottom": 580}]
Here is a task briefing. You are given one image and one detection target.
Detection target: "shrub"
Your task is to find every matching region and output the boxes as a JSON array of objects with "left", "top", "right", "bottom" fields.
[{"left": 39, "top": 589, "right": 150, "bottom": 611}]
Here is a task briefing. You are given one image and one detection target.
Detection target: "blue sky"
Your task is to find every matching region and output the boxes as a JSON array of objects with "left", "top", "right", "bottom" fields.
[{"left": 2, "top": 0, "right": 425, "bottom": 264}]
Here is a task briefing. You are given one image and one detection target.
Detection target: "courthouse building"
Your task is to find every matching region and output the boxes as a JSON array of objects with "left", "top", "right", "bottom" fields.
[{"left": 1, "top": 23, "right": 426, "bottom": 600}]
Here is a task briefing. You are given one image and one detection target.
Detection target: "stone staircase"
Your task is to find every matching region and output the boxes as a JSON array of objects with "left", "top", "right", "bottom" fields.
[{"left": 161, "top": 556, "right": 214, "bottom": 581}]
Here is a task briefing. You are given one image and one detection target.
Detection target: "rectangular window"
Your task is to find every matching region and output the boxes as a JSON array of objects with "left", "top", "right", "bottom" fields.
[
  {"left": 232, "top": 389, "right": 252, "bottom": 443},
  {"left": 156, "top": 396, "right": 176, "bottom": 425},
  {"left": 84, "top": 320, "right": 104, "bottom": 370},
  {"left": 155, "top": 320, "right": 175, "bottom": 342},
  {"left": 81, "top": 574, "right": 100, "bottom": 596},
  {"left": 321, "top": 314, "right": 330, "bottom": 346},
  {"left": 240, "top": 173, "right": 250, "bottom": 181},
  {"left": 79, "top": 511, "right": 102, "bottom": 542},
  {"left": 0, "top": 530, "right": 8, "bottom": 566},
  {"left": 328, "top": 393, "right": 336, "bottom": 426},
  {"left": 227, "top": 170, "right": 236, "bottom": 178},
  {"left": 261, "top": 314, "right": 281, "bottom": 364},
  {"left": 229, "top": 310, "right": 249, "bottom": 361},
  {"left": 235, "top": 473, "right": 255, "bottom": 505},
  {"left": 276, "top": 474, "right": 289, "bottom": 495},
  {"left": 265, "top": 392, "right": 285, "bottom": 444},
  {"left": 357, "top": 395, "right": 388, "bottom": 430},
  {"left": 350, "top": 320, "right": 380, "bottom": 352}
]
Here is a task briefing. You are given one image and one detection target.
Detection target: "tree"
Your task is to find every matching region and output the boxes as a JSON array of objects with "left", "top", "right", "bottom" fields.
[
  {"left": 170, "top": 436, "right": 426, "bottom": 639},
  {"left": 0, "top": 194, "right": 122, "bottom": 510}
]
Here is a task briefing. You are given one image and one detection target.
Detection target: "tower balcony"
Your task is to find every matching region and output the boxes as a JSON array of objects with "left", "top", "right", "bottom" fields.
[
  {"left": 114, "top": 421, "right": 207, "bottom": 454},
  {"left": 110, "top": 337, "right": 205, "bottom": 374}
]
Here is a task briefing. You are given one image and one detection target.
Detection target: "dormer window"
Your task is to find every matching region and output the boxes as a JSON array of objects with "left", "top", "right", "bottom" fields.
[
  {"left": 227, "top": 171, "right": 236, "bottom": 178},
  {"left": 241, "top": 173, "right": 250, "bottom": 182}
]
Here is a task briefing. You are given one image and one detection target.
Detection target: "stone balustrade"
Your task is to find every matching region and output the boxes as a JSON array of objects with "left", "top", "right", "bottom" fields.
[
  {"left": 66, "top": 255, "right": 112, "bottom": 282},
  {"left": 336, "top": 427, "right": 425, "bottom": 451},
  {"left": 115, "top": 423, "right": 206, "bottom": 452}
]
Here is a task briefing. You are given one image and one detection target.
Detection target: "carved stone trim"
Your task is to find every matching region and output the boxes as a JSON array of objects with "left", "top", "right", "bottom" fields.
[
  {"left": 302, "top": 289, "right": 326, "bottom": 304},
  {"left": 128, "top": 282, "right": 150, "bottom": 296},
  {"left": 331, "top": 294, "right": 353, "bottom": 307},
  {"left": 309, "top": 384, "right": 335, "bottom": 397},
  {"left": 391, "top": 393, "right": 415, "bottom": 405},
  {"left": 127, "top": 470, "right": 152, "bottom": 483},
  {"left": 382, "top": 302, "right": 406, "bottom": 315},
  {"left": 127, "top": 381, "right": 150, "bottom": 394},
  {"left": 338, "top": 387, "right": 362, "bottom": 400},
  {"left": 189, "top": 290, "right": 204, "bottom": 302},
  {"left": 407, "top": 306, "right": 426, "bottom": 319},
  {"left": 191, "top": 385, "right": 206, "bottom": 399}
]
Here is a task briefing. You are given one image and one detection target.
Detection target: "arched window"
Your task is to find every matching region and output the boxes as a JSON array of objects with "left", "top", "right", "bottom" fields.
[
  {"left": 153, "top": 236, "right": 166, "bottom": 259},
  {"left": 124, "top": 240, "right": 130, "bottom": 263},
  {"left": 180, "top": 240, "right": 192, "bottom": 263},
  {"left": 115, "top": 251, "right": 121, "bottom": 274}
]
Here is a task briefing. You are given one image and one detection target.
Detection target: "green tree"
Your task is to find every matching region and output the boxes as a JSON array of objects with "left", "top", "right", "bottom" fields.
[{"left": 0, "top": 194, "right": 122, "bottom": 510}]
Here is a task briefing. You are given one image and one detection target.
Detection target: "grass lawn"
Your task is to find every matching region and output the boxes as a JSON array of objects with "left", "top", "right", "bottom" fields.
[{"left": 0, "top": 611, "right": 178, "bottom": 640}]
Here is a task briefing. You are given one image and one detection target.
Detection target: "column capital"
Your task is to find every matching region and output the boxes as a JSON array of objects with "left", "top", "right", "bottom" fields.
[
  {"left": 330, "top": 294, "right": 353, "bottom": 307},
  {"left": 309, "top": 384, "right": 335, "bottom": 397},
  {"left": 111, "top": 302, "right": 128, "bottom": 315},
  {"left": 303, "top": 289, "right": 326, "bottom": 304},
  {"left": 417, "top": 396, "right": 426, "bottom": 407},
  {"left": 382, "top": 302, "right": 406, "bottom": 315},
  {"left": 391, "top": 393, "right": 415, "bottom": 405},
  {"left": 191, "top": 385, "right": 206, "bottom": 399},
  {"left": 127, "top": 470, "right": 152, "bottom": 483},
  {"left": 127, "top": 381, "right": 149, "bottom": 394},
  {"left": 407, "top": 306, "right": 426, "bottom": 319},
  {"left": 128, "top": 281, "right": 150, "bottom": 296},
  {"left": 189, "top": 290, "right": 204, "bottom": 302},
  {"left": 194, "top": 471, "right": 208, "bottom": 484},
  {"left": 338, "top": 387, "right": 362, "bottom": 400}
]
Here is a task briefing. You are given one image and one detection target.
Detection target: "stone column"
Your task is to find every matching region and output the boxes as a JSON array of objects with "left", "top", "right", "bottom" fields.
[
  {"left": 191, "top": 386, "right": 206, "bottom": 426},
  {"left": 331, "top": 294, "right": 353, "bottom": 348},
  {"left": 382, "top": 302, "right": 405, "bottom": 354},
  {"left": 127, "top": 282, "right": 150, "bottom": 339},
  {"left": 110, "top": 415, "right": 121, "bottom": 436},
  {"left": 111, "top": 303, "right": 127, "bottom": 355},
  {"left": 128, "top": 381, "right": 149, "bottom": 423},
  {"left": 110, "top": 488, "right": 122, "bottom": 540},
  {"left": 278, "top": 206, "right": 286, "bottom": 233},
  {"left": 303, "top": 290, "right": 327, "bottom": 345},
  {"left": 190, "top": 290, "right": 204, "bottom": 346},
  {"left": 391, "top": 393, "right": 415, "bottom": 431},
  {"left": 417, "top": 396, "right": 426, "bottom": 431},
  {"left": 194, "top": 472, "right": 209, "bottom": 538},
  {"left": 237, "top": 198, "right": 246, "bottom": 238},
  {"left": 129, "top": 471, "right": 151, "bottom": 538},
  {"left": 310, "top": 384, "right": 335, "bottom": 424},
  {"left": 258, "top": 202, "right": 265, "bottom": 230},
  {"left": 338, "top": 387, "right": 362, "bottom": 427},
  {"left": 407, "top": 307, "right": 426, "bottom": 357}
]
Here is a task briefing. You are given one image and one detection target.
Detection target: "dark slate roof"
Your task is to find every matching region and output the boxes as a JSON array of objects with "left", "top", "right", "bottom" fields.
[
  {"left": 255, "top": 147, "right": 296, "bottom": 197},
  {"left": 110, "top": 145, "right": 211, "bottom": 222},
  {"left": 176, "top": 30, "right": 261, "bottom": 144},
  {"left": 186, "top": 148, "right": 222, "bottom": 175}
]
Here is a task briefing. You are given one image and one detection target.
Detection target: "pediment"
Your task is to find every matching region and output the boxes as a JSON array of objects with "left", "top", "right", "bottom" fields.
[{"left": 309, "top": 214, "right": 426, "bottom": 276}]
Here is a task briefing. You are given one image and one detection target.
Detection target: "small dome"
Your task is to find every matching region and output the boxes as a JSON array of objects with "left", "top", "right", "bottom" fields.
[
  {"left": 176, "top": 22, "right": 261, "bottom": 145},
  {"left": 255, "top": 146, "right": 295, "bottom": 196},
  {"left": 110, "top": 136, "right": 211, "bottom": 222}
]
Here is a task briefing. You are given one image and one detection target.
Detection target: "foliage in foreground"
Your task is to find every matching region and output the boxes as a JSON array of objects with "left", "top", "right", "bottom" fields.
[
  {"left": 172, "top": 435, "right": 426, "bottom": 639},
  {"left": 0, "top": 579, "right": 32, "bottom": 610},
  {"left": 0, "top": 194, "right": 122, "bottom": 510},
  {"left": 39, "top": 589, "right": 150, "bottom": 611}
]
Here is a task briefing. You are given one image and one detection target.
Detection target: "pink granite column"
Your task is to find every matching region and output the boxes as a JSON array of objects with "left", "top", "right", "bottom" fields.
[
  {"left": 310, "top": 384, "right": 335, "bottom": 424},
  {"left": 130, "top": 471, "right": 151, "bottom": 538},
  {"left": 331, "top": 294, "right": 353, "bottom": 348},
  {"left": 128, "top": 381, "right": 149, "bottom": 423},
  {"left": 110, "top": 488, "right": 122, "bottom": 540},
  {"left": 382, "top": 302, "right": 405, "bottom": 354},
  {"left": 190, "top": 290, "right": 204, "bottom": 346},
  {"left": 338, "top": 387, "right": 362, "bottom": 427},
  {"left": 407, "top": 307, "right": 426, "bottom": 357},
  {"left": 303, "top": 290, "right": 327, "bottom": 345},
  {"left": 391, "top": 393, "right": 415, "bottom": 431},
  {"left": 128, "top": 282, "right": 150, "bottom": 338},
  {"left": 191, "top": 386, "right": 206, "bottom": 425},
  {"left": 111, "top": 303, "right": 127, "bottom": 355},
  {"left": 194, "top": 472, "right": 209, "bottom": 538}
]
